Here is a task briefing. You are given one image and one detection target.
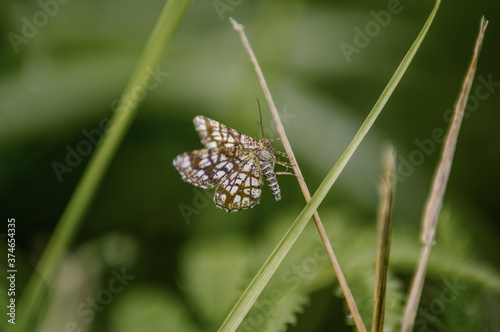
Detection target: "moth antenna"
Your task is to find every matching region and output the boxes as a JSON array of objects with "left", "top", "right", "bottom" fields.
[{"left": 256, "top": 97, "right": 266, "bottom": 138}]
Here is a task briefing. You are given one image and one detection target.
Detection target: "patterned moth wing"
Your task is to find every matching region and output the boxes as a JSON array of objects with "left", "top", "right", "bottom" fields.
[
  {"left": 173, "top": 116, "right": 284, "bottom": 212},
  {"left": 193, "top": 115, "right": 260, "bottom": 149},
  {"left": 173, "top": 148, "right": 234, "bottom": 189},
  {"left": 213, "top": 150, "right": 263, "bottom": 211}
]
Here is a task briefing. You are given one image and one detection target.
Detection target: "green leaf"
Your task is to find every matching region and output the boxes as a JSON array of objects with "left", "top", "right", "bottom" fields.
[
  {"left": 180, "top": 236, "right": 251, "bottom": 328},
  {"left": 110, "top": 286, "right": 201, "bottom": 332}
]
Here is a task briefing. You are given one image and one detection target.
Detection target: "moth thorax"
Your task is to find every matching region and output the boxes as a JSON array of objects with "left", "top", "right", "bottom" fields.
[{"left": 258, "top": 146, "right": 275, "bottom": 162}]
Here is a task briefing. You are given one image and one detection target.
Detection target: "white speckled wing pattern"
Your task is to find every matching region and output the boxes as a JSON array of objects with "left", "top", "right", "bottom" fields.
[
  {"left": 173, "top": 116, "right": 283, "bottom": 212},
  {"left": 194, "top": 115, "right": 260, "bottom": 150}
]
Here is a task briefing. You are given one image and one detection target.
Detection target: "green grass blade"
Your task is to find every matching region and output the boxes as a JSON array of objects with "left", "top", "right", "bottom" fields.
[
  {"left": 218, "top": 1, "right": 441, "bottom": 331},
  {"left": 12, "top": 1, "right": 191, "bottom": 331}
]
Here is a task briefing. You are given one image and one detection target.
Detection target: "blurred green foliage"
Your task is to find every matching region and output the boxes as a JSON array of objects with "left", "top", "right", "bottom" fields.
[{"left": 1, "top": 0, "right": 500, "bottom": 331}]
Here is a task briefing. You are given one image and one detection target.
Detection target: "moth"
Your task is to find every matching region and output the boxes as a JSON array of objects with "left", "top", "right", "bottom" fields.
[{"left": 173, "top": 116, "right": 291, "bottom": 212}]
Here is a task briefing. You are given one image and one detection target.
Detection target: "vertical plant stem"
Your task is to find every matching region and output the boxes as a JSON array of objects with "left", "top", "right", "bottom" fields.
[
  {"left": 401, "top": 16, "right": 488, "bottom": 332},
  {"left": 372, "top": 146, "right": 396, "bottom": 332},
  {"left": 12, "top": 1, "right": 191, "bottom": 331},
  {"left": 229, "top": 17, "right": 367, "bottom": 332}
]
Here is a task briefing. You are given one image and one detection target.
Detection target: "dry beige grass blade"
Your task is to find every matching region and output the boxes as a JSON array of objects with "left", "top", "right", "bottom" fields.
[
  {"left": 372, "top": 146, "right": 396, "bottom": 332},
  {"left": 401, "top": 16, "right": 488, "bottom": 332},
  {"left": 230, "top": 17, "right": 367, "bottom": 332}
]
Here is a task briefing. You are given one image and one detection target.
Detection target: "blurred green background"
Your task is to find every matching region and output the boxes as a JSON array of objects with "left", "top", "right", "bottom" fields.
[{"left": 1, "top": 0, "right": 499, "bottom": 331}]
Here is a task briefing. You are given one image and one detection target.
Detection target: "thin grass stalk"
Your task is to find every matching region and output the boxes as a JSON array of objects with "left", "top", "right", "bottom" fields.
[
  {"left": 11, "top": 1, "right": 191, "bottom": 331},
  {"left": 229, "top": 17, "right": 367, "bottom": 332},
  {"left": 372, "top": 146, "right": 396, "bottom": 332},
  {"left": 401, "top": 16, "right": 488, "bottom": 332}
]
